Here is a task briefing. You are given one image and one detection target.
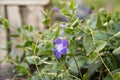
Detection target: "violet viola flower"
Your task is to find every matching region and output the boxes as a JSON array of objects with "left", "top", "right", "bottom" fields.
[{"left": 52, "top": 38, "right": 69, "bottom": 59}]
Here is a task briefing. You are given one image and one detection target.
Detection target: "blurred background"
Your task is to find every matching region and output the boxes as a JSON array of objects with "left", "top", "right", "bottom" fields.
[{"left": 52, "top": 0, "right": 120, "bottom": 12}]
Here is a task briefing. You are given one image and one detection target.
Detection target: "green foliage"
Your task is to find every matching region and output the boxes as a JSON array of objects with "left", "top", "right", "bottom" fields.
[{"left": 0, "top": 1, "right": 120, "bottom": 80}]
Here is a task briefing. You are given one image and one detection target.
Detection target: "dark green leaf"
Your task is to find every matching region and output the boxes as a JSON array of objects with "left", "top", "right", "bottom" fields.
[
  {"left": 83, "top": 35, "right": 95, "bottom": 56},
  {"left": 103, "top": 68, "right": 120, "bottom": 80},
  {"left": 69, "top": 40, "right": 76, "bottom": 54},
  {"left": 96, "top": 13, "right": 105, "bottom": 30},
  {"left": 86, "top": 59, "right": 102, "bottom": 80}
]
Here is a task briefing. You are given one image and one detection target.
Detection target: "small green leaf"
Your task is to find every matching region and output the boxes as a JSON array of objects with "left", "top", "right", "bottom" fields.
[
  {"left": 42, "top": 18, "right": 50, "bottom": 25},
  {"left": 69, "top": 40, "right": 76, "bottom": 54},
  {"left": 65, "top": 27, "right": 73, "bottom": 34},
  {"left": 96, "top": 13, "right": 105, "bottom": 30},
  {"left": 26, "top": 56, "right": 41, "bottom": 64},
  {"left": 69, "top": 0, "right": 75, "bottom": 10},
  {"left": 41, "top": 50, "right": 53, "bottom": 56},
  {"left": 95, "top": 40, "right": 107, "bottom": 52},
  {"left": 83, "top": 35, "right": 95, "bottom": 56},
  {"left": 113, "top": 47, "right": 120, "bottom": 54},
  {"left": 0, "top": 17, "right": 9, "bottom": 28},
  {"left": 16, "top": 63, "right": 29, "bottom": 76}
]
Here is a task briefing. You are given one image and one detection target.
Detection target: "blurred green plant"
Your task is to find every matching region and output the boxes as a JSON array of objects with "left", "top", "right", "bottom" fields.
[
  {"left": 52, "top": 0, "right": 120, "bottom": 12},
  {"left": 0, "top": 0, "right": 120, "bottom": 80}
]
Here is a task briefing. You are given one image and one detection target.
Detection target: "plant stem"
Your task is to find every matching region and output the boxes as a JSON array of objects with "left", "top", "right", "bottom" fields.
[
  {"left": 72, "top": 54, "right": 82, "bottom": 78},
  {"left": 97, "top": 53, "right": 114, "bottom": 79},
  {"left": 33, "top": 42, "right": 43, "bottom": 80},
  {"left": 5, "top": 58, "right": 18, "bottom": 66},
  {"left": 69, "top": 74, "right": 81, "bottom": 80}
]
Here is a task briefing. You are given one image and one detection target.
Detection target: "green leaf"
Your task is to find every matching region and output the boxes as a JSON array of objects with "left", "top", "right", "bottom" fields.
[
  {"left": 93, "top": 31, "right": 108, "bottom": 41},
  {"left": 20, "top": 62, "right": 29, "bottom": 69},
  {"left": 96, "top": 13, "right": 105, "bottom": 30},
  {"left": 69, "top": 0, "right": 75, "bottom": 10},
  {"left": 69, "top": 56, "right": 87, "bottom": 75},
  {"left": 29, "top": 26, "right": 33, "bottom": 32},
  {"left": 42, "top": 18, "right": 50, "bottom": 25},
  {"left": 95, "top": 40, "right": 107, "bottom": 52},
  {"left": 31, "top": 75, "right": 41, "bottom": 80},
  {"left": 113, "top": 47, "right": 120, "bottom": 54},
  {"left": 104, "top": 54, "right": 117, "bottom": 70},
  {"left": 55, "top": 27, "right": 60, "bottom": 38},
  {"left": 113, "top": 47, "right": 120, "bottom": 64},
  {"left": 26, "top": 56, "right": 41, "bottom": 64},
  {"left": 65, "top": 27, "right": 73, "bottom": 34},
  {"left": 88, "top": 15, "right": 97, "bottom": 29},
  {"left": 83, "top": 35, "right": 95, "bottom": 56},
  {"left": 88, "top": 52, "right": 98, "bottom": 64},
  {"left": 86, "top": 59, "right": 102, "bottom": 80},
  {"left": 41, "top": 50, "right": 53, "bottom": 56},
  {"left": 16, "top": 63, "right": 29, "bottom": 76},
  {"left": 110, "top": 31, "right": 120, "bottom": 39},
  {"left": 113, "top": 72, "right": 120, "bottom": 80},
  {"left": 69, "top": 40, "right": 76, "bottom": 54},
  {"left": 0, "top": 17, "right": 9, "bottom": 28},
  {"left": 103, "top": 68, "right": 120, "bottom": 80}
]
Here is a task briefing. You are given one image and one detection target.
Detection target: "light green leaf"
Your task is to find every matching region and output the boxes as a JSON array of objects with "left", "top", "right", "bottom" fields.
[
  {"left": 110, "top": 31, "right": 120, "bottom": 39},
  {"left": 113, "top": 47, "right": 120, "bottom": 54},
  {"left": 26, "top": 56, "right": 41, "bottom": 64},
  {"left": 112, "top": 47, "right": 120, "bottom": 62},
  {"left": 95, "top": 40, "right": 107, "bottom": 52}
]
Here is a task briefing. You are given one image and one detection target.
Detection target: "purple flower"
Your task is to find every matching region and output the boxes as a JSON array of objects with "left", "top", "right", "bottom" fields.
[
  {"left": 53, "top": 7, "right": 60, "bottom": 12},
  {"left": 61, "top": 23, "right": 66, "bottom": 28},
  {"left": 53, "top": 38, "right": 69, "bottom": 59},
  {"left": 87, "top": 8, "right": 92, "bottom": 14}
]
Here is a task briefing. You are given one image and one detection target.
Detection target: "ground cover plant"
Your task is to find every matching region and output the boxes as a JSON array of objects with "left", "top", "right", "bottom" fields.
[{"left": 0, "top": 0, "right": 120, "bottom": 80}]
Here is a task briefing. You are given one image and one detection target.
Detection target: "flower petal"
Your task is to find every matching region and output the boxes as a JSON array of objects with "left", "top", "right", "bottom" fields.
[
  {"left": 54, "top": 38, "right": 62, "bottom": 45},
  {"left": 63, "top": 39, "right": 69, "bottom": 47},
  {"left": 61, "top": 47, "right": 67, "bottom": 55},
  {"left": 52, "top": 48, "right": 57, "bottom": 53},
  {"left": 55, "top": 51, "right": 61, "bottom": 59},
  {"left": 61, "top": 23, "right": 66, "bottom": 28}
]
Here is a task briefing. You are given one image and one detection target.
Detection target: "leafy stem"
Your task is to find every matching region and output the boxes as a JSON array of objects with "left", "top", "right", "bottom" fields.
[
  {"left": 33, "top": 42, "right": 43, "bottom": 80},
  {"left": 96, "top": 53, "right": 114, "bottom": 79}
]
